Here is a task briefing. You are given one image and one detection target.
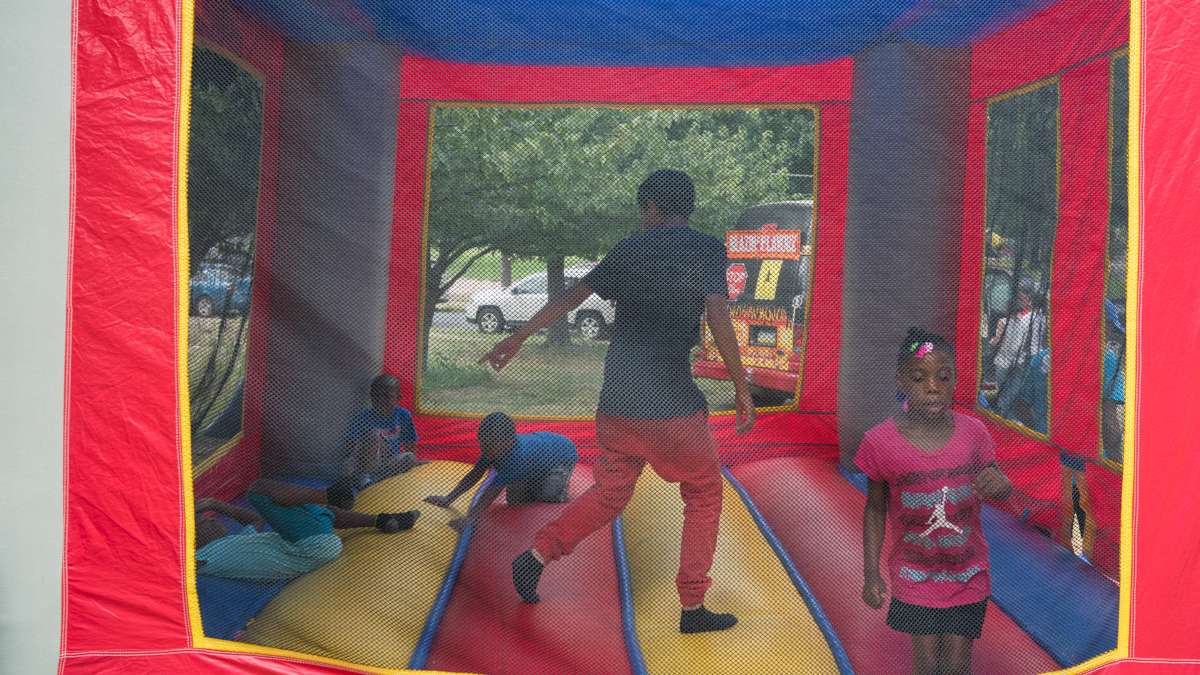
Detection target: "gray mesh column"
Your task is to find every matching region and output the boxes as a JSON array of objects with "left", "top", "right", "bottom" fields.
[
  {"left": 260, "top": 44, "right": 401, "bottom": 478},
  {"left": 838, "top": 41, "right": 971, "bottom": 465}
]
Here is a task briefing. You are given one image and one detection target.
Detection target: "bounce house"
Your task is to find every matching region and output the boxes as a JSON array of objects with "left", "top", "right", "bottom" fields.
[{"left": 55, "top": 0, "right": 1200, "bottom": 673}]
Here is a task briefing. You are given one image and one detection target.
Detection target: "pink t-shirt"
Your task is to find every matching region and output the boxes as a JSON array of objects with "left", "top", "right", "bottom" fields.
[{"left": 856, "top": 411, "right": 996, "bottom": 608}]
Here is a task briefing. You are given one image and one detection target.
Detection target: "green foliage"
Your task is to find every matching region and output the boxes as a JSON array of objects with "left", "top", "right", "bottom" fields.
[
  {"left": 187, "top": 47, "right": 263, "bottom": 267},
  {"left": 983, "top": 83, "right": 1059, "bottom": 294},
  {"left": 422, "top": 105, "right": 816, "bottom": 346}
]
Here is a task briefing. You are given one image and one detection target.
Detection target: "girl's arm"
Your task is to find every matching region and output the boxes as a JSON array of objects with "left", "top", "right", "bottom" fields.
[
  {"left": 862, "top": 479, "right": 888, "bottom": 609},
  {"left": 973, "top": 462, "right": 1013, "bottom": 501}
]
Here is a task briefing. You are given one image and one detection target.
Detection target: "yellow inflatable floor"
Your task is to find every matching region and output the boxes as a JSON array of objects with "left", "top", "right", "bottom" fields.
[
  {"left": 621, "top": 470, "right": 839, "bottom": 675},
  {"left": 241, "top": 461, "right": 471, "bottom": 670}
]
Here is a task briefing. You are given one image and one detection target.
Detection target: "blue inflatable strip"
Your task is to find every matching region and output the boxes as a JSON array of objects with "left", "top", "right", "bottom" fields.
[
  {"left": 408, "top": 474, "right": 494, "bottom": 670},
  {"left": 723, "top": 467, "right": 855, "bottom": 675},
  {"left": 197, "top": 576, "right": 287, "bottom": 639},
  {"left": 611, "top": 516, "right": 649, "bottom": 675},
  {"left": 837, "top": 465, "right": 1118, "bottom": 666}
]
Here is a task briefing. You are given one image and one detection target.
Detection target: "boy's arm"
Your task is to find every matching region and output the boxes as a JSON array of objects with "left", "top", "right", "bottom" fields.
[
  {"left": 704, "top": 294, "right": 756, "bottom": 433},
  {"left": 427, "top": 464, "right": 489, "bottom": 507},
  {"left": 196, "top": 497, "right": 263, "bottom": 527},
  {"left": 448, "top": 481, "right": 505, "bottom": 532},
  {"left": 248, "top": 479, "right": 328, "bottom": 507},
  {"left": 481, "top": 283, "right": 594, "bottom": 371},
  {"left": 862, "top": 479, "right": 888, "bottom": 608}
]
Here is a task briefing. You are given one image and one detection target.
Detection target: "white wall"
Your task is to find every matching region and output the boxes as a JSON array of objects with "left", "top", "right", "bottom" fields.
[{"left": 0, "top": 1, "right": 69, "bottom": 672}]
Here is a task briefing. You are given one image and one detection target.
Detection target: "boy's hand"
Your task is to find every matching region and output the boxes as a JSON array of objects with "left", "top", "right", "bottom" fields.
[
  {"left": 973, "top": 465, "right": 1013, "bottom": 500},
  {"left": 424, "top": 495, "right": 452, "bottom": 508},
  {"left": 862, "top": 573, "right": 887, "bottom": 609},
  {"left": 734, "top": 386, "right": 756, "bottom": 434},
  {"left": 480, "top": 335, "right": 525, "bottom": 371},
  {"left": 447, "top": 517, "right": 467, "bottom": 533}
]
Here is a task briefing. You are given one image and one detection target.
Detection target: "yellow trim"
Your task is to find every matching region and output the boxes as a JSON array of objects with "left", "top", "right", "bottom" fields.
[
  {"left": 177, "top": 0, "right": 203, "bottom": 648},
  {"left": 1117, "top": 0, "right": 1140, "bottom": 657},
  {"left": 414, "top": 103, "right": 822, "bottom": 419},
  {"left": 192, "top": 636, "right": 463, "bottom": 675},
  {"left": 974, "top": 75, "right": 1060, "bottom": 444}
]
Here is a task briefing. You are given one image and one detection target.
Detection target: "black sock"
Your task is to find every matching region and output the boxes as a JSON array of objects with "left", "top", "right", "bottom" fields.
[
  {"left": 512, "top": 550, "right": 544, "bottom": 603},
  {"left": 680, "top": 606, "right": 738, "bottom": 634}
]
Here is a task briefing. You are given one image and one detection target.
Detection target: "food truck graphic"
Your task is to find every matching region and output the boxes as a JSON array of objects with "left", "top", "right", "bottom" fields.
[{"left": 694, "top": 201, "right": 814, "bottom": 404}]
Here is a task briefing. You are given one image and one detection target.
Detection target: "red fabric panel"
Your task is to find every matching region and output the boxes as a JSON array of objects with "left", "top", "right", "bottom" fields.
[
  {"left": 61, "top": 651, "right": 368, "bottom": 674},
  {"left": 1051, "top": 60, "right": 1108, "bottom": 460},
  {"left": 970, "top": 0, "right": 1129, "bottom": 99},
  {"left": 730, "top": 456, "right": 1058, "bottom": 675},
  {"left": 411, "top": 412, "right": 838, "bottom": 466},
  {"left": 955, "top": 101, "right": 987, "bottom": 404},
  {"left": 193, "top": 0, "right": 286, "bottom": 500},
  {"left": 797, "top": 103, "right": 849, "bottom": 414},
  {"left": 425, "top": 466, "right": 629, "bottom": 675},
  {"left": 1130, "top": 0, "right": 1200, "bottom": 659},
  {"left": 383, "top": 101, "right": 430, "bottom": 405},
  {"left": 65, "top": 0, "right": 190, "bottom": 653},
  {"left": 400, "top": 55, "right": 854, "bottom": 104}
]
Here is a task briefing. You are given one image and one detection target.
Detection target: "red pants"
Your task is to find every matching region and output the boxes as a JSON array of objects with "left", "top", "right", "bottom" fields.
[{"left": 533, "top": 411, "right": 722, "bottom": 606}]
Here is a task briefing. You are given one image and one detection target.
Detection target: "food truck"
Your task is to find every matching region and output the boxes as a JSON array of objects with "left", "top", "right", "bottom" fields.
[{"left": 694, "top": 201, "right": 814, "bottom": 404}]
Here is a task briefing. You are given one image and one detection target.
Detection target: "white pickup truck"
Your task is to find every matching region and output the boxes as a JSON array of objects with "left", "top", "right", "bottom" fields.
[{"left": 464, "top": 265, "right": 615, "bottom": 340}]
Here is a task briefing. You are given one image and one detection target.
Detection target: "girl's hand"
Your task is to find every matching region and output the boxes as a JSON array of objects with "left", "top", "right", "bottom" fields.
[
  {"left": 480, "top": 335, "right": 525, "bottom": 371},
  {"left": 862, "top": 573, "right": 887, "bottom": 609},
  {"left": 973, "top": 465, "right": 1013, "bottom": 500}
]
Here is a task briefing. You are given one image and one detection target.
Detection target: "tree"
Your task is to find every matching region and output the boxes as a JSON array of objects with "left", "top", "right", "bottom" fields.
[
  {"left": 424, "top": 106, "right": 815, "bottom": 353},
  {"left": 187, "top": 47, "right": 264, "bottom": 268}
]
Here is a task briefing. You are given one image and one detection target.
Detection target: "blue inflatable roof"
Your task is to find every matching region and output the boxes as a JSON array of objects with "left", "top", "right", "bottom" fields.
[{"left": 231, "top": 0, "right": 1057, "bottom": 66}]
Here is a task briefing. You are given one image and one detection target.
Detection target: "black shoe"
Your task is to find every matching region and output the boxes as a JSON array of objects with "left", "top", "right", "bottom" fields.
[
  {"left": 680, "top": 606, "right": 738, "bottom": 634},
  {"left": 512, "top": 550, "right": 544, "bottom": 603}
]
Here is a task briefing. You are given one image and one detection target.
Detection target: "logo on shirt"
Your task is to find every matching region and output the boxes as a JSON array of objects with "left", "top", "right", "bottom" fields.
[{"left": 921, "top": 486, "right": 964, "bottom": 537}]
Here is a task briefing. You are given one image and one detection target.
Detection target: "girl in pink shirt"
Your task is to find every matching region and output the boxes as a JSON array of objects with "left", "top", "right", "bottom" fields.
[{"left": 858, "top": 328, "right": 1012, "bottom": 675}]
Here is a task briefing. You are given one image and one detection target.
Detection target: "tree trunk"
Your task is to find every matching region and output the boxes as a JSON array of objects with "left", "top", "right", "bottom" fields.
[
  {"left": 500, "top": 254, "right": 513, "bottom": 287},
  {"left": 545, "top": 254, "right": 570, "bottom": 347}
]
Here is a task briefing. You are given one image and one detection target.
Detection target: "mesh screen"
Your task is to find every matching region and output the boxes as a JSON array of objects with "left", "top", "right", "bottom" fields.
[{"left": 186, "top": 4, "right": 1128, "bottom": 674}]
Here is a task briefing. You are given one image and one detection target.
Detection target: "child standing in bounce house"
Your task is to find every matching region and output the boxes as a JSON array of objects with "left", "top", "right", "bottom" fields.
[{"left": 859, "top": 328, "right": 1013, "bottom": 675}]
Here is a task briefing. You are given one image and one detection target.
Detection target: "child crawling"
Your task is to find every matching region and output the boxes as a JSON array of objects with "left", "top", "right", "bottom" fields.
[{"left": 859, "top": 328, "right": 1012, "bottom": 675}]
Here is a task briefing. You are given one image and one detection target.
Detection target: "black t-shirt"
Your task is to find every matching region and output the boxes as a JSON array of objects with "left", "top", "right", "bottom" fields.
[{"left": 582, "top": 225, "right": 728, "bottom": 419}]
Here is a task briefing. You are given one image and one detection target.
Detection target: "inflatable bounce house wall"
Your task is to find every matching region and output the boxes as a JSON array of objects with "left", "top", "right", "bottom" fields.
[{"left": 61, "top": 0, "right": 1200, "bottom": 673}]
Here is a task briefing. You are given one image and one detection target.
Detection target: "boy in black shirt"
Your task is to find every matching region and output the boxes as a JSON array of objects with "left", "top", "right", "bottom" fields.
[{"left": 481, "top": 170, "right": 755, "bottom": 633}]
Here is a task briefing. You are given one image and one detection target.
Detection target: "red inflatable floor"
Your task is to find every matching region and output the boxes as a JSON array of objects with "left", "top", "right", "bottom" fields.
[
  {"left": 423, "top": 465, "right": 631, "bottom": 675},
  {"left": 729, "top": 456, "right": 1059, "bottom": 675}
]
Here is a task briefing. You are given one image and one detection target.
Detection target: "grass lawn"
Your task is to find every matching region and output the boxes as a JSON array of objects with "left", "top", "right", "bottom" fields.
[
  {"left": 419, "top": 326, "right": 739, "bottom": 417},
  {"left": 188, "top": 315, "right": 248, "bottom": 459}
]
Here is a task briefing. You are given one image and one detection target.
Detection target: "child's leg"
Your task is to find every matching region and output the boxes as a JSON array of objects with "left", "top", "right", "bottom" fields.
[
  {"left": 938, "top": 634, "right": 973, "bottom": 675},
  {"left": 533, "top": 461, "right": 574, "bottom": 503},
  {"left": 532, "top": 449, "right": 644, "bottom": 562},
  {"left": 910, "top": 635, "right": 940, "bottom": 675}
]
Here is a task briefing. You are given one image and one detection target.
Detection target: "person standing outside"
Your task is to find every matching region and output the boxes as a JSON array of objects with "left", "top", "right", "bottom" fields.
[{"left": 480, "top": 169, "right": 755, "bottom": 633}]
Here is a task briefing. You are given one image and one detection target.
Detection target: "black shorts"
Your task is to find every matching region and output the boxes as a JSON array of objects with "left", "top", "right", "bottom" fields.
[{"left": 886, "top": 598, "right": 988, "bottom": 639}]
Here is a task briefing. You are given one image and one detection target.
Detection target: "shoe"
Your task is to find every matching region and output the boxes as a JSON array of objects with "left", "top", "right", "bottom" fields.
[
  {"left": 680, "top": 606, "right": 738, "bottom": 634},
  {"left": 512, "top": 550, "right": 544, "bottom": 603}
]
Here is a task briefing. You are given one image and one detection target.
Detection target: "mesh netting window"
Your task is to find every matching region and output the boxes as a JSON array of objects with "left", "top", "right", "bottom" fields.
[
  {"left": 1102, "top": 52, "right": 1129, "bottom": 467},
  {"left": 419, "top": 106, "right": 817, "bottom": 417},
  {"left": 186, "top": 45, "right": 262, "bottom": 463},
  {"left": 977, "top": 81, "right": 1058, "bottom": 437}
]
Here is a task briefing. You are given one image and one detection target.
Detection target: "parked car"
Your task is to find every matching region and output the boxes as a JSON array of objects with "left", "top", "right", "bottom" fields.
[
  {"left": 189, "top": 264, "right": 251, "bottom": 316},
  {"left": 464, "top": 265, "right": 614, "bottom": 339}
]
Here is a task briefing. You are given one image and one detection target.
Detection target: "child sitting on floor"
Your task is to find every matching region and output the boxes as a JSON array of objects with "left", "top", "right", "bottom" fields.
[{"left": 344, "top": 374, "right": 428, "bottom": 487}]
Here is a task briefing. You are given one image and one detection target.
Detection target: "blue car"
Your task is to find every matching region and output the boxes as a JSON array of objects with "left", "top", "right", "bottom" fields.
[{"left": 189, "top": 264, "right": 251, "bottom": 316}]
